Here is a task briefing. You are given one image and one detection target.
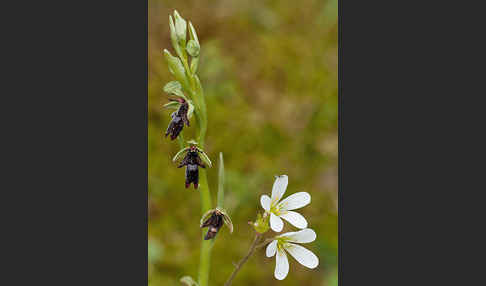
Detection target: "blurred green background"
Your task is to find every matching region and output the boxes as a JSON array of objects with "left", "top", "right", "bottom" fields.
[{"left": 148, "top": 0, "right": 338, "bottom": 285}]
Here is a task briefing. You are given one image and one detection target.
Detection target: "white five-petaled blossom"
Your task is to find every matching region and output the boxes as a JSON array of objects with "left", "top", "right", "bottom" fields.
[
  {"left": 260, "top": 175, "right": 311, "bottom": 232},
  {"left": 266, "top": 228, "right": 319, "bottom": 280}
]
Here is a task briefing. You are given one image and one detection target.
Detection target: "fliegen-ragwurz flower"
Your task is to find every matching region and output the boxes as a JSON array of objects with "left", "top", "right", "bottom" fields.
[{"left": 165, "top": 97, "right": 189, "bottom": 140}]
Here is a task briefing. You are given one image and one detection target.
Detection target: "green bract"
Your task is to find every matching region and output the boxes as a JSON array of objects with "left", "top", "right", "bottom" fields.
[
  {"left": 190, "top": 57, "right": 199, "bottom": 74},
  {"left": 163, "top": 81, "right": 186, "bottom": 99},
  {"left": 217, "top": 152, "right": 225, "bottom": 208},
  {"left": 163, "top": 80, "right": 182, "bottom": 93},
  {"left": 163, "top": 49, "right": 189, "bottom": 90},
  {"left": 188, "top": 22, "right": 199, "bottom": 46},
  {"left": 187, "top": 100, "right": 195, "bottom": 119}
]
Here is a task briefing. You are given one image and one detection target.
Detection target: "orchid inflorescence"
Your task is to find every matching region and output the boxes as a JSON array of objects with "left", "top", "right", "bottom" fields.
[{"left": 160, "top": 10, "right": 319, "bottom": 286}]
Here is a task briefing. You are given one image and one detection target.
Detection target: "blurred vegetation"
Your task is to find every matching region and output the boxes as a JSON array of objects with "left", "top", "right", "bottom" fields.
[{"left": 148, "top": 0, "right": 338, "bottom": 285}]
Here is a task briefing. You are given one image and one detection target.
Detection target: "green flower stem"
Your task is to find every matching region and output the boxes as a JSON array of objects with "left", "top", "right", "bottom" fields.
[
  {"left": 177, "top": 133, "right": 185, "bottom": 149},
  {"left": 182, "top": 57, "right": 194, "bottom": 88},
  {"left": 196, "top": 104, "right": 211, "bottom": 286},
  {"left": 167, "top": 13, "right": 212, "bottom": 286},
  {"left": 181, "top": 36, "right": 211, "bottom": 286},
  {"left": 196, "top": 85, "right": 207, "bottom": 145},
  {"left": 198, "top": 171, "right": 212, "bottom": 286}
]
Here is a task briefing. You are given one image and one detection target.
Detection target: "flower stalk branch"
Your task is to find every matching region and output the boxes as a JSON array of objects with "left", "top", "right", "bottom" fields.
[{"left": 223, "top": 233, "right": 262, "bottom": 286}]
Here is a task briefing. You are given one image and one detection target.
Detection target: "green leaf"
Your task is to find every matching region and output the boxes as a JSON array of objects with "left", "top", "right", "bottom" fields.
[
  {"left": 163, "top": 49, "right": 189, "bottom": 90},
  {"left": 180, "top": 276, "right": 199, "bottom": 286},
  {"left": 197, "top": 148, "right": 212, "bottom": 168},
  {"left": 217, "top": 152, "right": 225, "bottom": 208},
  {"left": 187, "top": 100, "right": 195, "bottom": 119},
  {"left": 162, "top": 101, "right": 180, "bottom": 109},
  {"left": 172, "top": 147, "right": 190, "bottom": 162},
  {"left": 186, "top": 40, "right": 200, "bottom": 57},
  {"left": 173, "top": 10, "right": 187, "bottom": 46},
  {"left": 193, "top": 75, "right": 207, "bottom": 144}
]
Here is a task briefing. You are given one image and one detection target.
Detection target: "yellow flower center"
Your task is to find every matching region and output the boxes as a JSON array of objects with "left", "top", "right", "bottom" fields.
[{"left": 270, "top": 202, "right": 287, "bottom": 216}]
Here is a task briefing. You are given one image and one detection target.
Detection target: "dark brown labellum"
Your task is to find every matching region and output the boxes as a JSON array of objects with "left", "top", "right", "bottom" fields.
[
  {"left": 177, "top": 146, "right": 205, "bottom": 189},
  {"left": 164, "top": 98, "right": 189, "bottom": 140},
  {"left": 201, "top": 211, "right": 224, "bottom": 240}
]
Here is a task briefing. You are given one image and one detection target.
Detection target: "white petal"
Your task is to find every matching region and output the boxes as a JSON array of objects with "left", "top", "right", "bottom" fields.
[
  {"left": 260, "top": 195, "right": 271, "bottom": 211},
  {"left": 279, "top": 228, "right": 316, "bottom": 243},
  {"left": 285, "top": 243, "right": 319, "bottom": 269},
  {"left": 278, "top": 192, "right": 311, "bottom": 211},
  {"left": 280, "top": 211, "right": 308, "bottom": 229},
  {"left": 270, "top": 213, "right": 284, "bottom": 232},
  {"left": 266, "top": 240, "right": 277, "bottom": 257},
  {"left": 271, "top": 175, "right": 288, "bottom": 202},
  {"left": 274, "top": 248, "right": 289, "bottom": 280}
]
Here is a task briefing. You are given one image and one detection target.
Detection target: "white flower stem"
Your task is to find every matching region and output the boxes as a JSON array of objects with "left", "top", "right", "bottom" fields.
[{"left": 223, "top": 234, "right": 262, "bottom": 286}]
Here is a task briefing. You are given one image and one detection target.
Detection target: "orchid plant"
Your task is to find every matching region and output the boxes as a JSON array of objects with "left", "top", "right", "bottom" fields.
[{"left": 161, "top": 11, "right": 319, "bottom": 286}]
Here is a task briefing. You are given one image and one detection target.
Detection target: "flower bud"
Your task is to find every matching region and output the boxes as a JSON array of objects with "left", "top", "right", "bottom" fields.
[
  {"left": 168, "top": 15, "right": 183, "bottom": 59},
  {"left": 173, "top": 10, "right": 187, "bottom": 46},
  {"left": 252, "top": 212, "right": 270, "bottom": 234},
  {"left": 186, "top": 40, "right": 200, "bottom": 57}
]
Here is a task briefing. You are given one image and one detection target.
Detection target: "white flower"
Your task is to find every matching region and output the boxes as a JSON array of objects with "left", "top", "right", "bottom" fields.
[
  {"left": 260, "top": 175, "right": 311, "bottom": 232},
  {"left": 266, "top": 228, "right": 319, "bottom": 280}
]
